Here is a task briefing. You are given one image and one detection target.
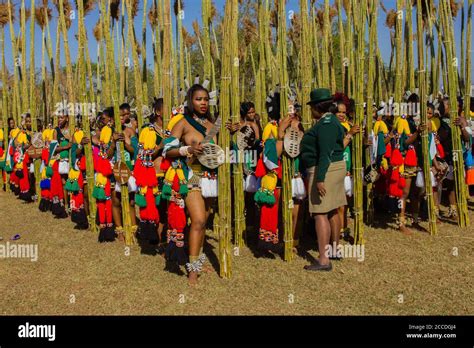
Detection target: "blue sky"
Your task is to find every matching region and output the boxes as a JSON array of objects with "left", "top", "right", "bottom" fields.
[{"left": 2, "top": 0, "right": 473, "bottom": 81}]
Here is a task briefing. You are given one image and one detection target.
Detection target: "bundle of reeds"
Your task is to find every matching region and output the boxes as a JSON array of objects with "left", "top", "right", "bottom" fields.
[
  {"left": 300, "top": 0, "right": 312, "bottom": 129},
  {"left": 35, "top": 4, "right": 52, "bottom": 124},
  {"left": 394, "top": 0, "right": 404, "bottom": 109},
  {"left": 320, "top": 0, "right": 330, "bottom": 89},
  {"left": 365, "top": 0, "right": 378, "bottom": 225},
  {"left": 415, "top": 0, "right": 437, "bottom": 235},
  {"left": 105, "top": 0, "right": 133, "bottom": 244},
  {"left": 405, "top": 0, "right": 415, "bottom": 92},
  {"left": 175, "top": 0, "right": 185, "bottom": 104},
  {"left": 463, "top": 1, "right": 472, "bottom": 122},
  {"left": 57, "top": 0, "right": 75, "bottom": 133},
  {"left": 217, "top": 0, "right": 234, "bottom": 279},
  {"left": 162, "top": 0, "right": 172, "bottom": 126},
  {"left": 28, "top": 0, "right": 42, "bottom": 204},
  {"left": 265, "top": 0, "right": 276, "bottom": 89},
  {"left": 336, "top": 0, "right": 346, "bottom": 94},
  {"left": 275, "top": 0, "right": 293, "bottom": 261},
  {"left": 202, "top": 0, "right": 211, "bottom": 80},
  {"left": 8, "top": 4, "right": 21, "bottom": 125},
  {"left": 141, "top": 0, "right": 149, "bottom": 109},
  {"left": 19, "top": 1, "right": 28, "bottom": 116},
  {"left": 257, "top": 0, "right": 268, "bottom": 125},
  {"left": 76, "top": 0, "right": 98, "bottom": 234},
  {"left": 352, "top": 0, "right": 367, "bottom": 245},
  {"left": 46, "top": 3, "right": 60, "bottom": 127},
  {"left": 231, "top": 0, "right": 246, "bottom": 248},
  {"left": 1, "top": 2, "right": 10, "bottom": 191},
  {"left": 126, "top": 0, "right": 144, "bottom": 128},
  {"left": 343, "top": 0, "right": 354, "bottom": 96},
  {"left": 439, "top": 0, "right": 469, "bottom": 227}
]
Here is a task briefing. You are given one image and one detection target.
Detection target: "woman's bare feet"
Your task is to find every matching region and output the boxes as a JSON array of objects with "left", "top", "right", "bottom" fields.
[
  {"left": 188, "top": 271, "right": 199, "bottom": 286},
  {"left": 399, "top": 224, "right": 412, "bottom": 236},
  {"left": 201, "top": 264, "right": 213, "bottom": 274}
]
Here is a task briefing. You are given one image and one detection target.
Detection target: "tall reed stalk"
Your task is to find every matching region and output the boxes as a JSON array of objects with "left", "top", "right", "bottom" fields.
[
  {"left": 464, "top": 1, "right": 472, "bottom": 122},
  {"left": 162, "top": 0, "right": 172, "bottom": 126},
  {"left": 217, "top": 0, "right": 233, "bottom": 279},
  {"left": 394, "top": 0, "right": 403, "bottom": 110},
  {"left": 7, "top": 0, "right": 21, "bottom": 122},
  {"left": 125, "top": 0, "right": 144, "bottom": 128},
  {"left": 365, "top": 0, "right": 377, "bottom": 225},
  {"left": 58, "top": 0, "right": 75, "bottom": 134},
  {"left": 300, "top": 0, "right": 312, "bottom": 129}
]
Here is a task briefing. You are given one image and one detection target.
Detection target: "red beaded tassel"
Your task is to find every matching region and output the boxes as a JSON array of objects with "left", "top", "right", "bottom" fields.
[
  {"left": 18, "top": 152, "right": 33, "bottom": 202},
  {"left": 96, "top": 179, "right": 115, "bottom": 242},
  {"left": 165, "top": 175, "right": 187, "bottom": 265},
  {"left": 134, "top": 151, "right": 160, "bottom": 242},
  {"left": 70, "top": 171, "right": 88, "bottom": 229},
  {"left": 39, "top": 148, "right": 52, "bottom": 212},
  {"left": 258, "top": 188, "right": 281, "bottom": 252},
  {"left": 9, "top": 146, "right": 20, "bottom": 195},
  {"left": 50, "top": 161, "right": 67, "bottom": 218}
]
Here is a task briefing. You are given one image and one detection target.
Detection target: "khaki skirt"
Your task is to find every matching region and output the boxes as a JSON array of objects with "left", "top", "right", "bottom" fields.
[{"left": 307, "top": 161, "right": 347, "bottom": 214}]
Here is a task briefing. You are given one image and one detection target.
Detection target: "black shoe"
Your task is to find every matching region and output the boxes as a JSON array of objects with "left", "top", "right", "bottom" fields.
[
  {"left": 304, "top": 261, "right": 332, "bottom": 271},
  {"left": 329, "top": 255, "right": 343, "bottom": 261}
]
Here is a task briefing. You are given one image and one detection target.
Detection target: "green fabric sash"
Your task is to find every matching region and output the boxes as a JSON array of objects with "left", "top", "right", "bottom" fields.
[{"left": 184, "top": 114, "right": 207, "bottom": 138}]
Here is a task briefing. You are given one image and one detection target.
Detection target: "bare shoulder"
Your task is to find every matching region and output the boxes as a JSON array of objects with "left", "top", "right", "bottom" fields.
[
  {"left": 124, "top": 127, "right": 135, "bottom": 137},
  {"left": 169, "top": 116, "right": 187, "bottom": 138}
]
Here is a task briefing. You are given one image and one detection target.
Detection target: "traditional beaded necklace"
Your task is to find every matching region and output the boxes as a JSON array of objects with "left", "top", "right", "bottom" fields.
[{"left": 193, "top": 115, "right": 208, "bottom": 127}]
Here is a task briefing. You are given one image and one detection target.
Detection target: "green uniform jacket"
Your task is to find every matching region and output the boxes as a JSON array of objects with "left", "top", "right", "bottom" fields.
[{"left": 301, "top": 113, "right": 345, "bottom": 182}]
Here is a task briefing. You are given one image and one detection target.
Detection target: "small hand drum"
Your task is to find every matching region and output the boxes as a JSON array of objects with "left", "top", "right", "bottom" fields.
[
  {"left": 27, "top": 147, "right": 43, "bottom": 157},
  {"left": 237, "top": 125, "right": 256, "bottom": 151},
  {"left": 434, "top": 160, "right": 449, "bottom": 182},
  {"left": 31, "top": 132, "right": 45, "bottom": 148},
  {"left": 364, "top": 165, "right": 380, "bottom": 183},
  {"left": 113, "top": 160, "right": 132, "bottom": 185},
  {"left": 197, "top": 143, "right": 225, "bottom": 169},
  {"left": 283, "top": 127, "right": 303, "bottom": 158}
]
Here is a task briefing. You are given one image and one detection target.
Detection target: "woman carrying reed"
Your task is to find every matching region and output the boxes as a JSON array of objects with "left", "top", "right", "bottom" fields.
[{"left": 162, "top": 84, "right": 221, "bottom": 285}]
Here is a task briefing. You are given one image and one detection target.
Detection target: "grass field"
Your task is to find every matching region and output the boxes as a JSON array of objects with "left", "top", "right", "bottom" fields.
[{"left": 0, "top": 190, "right": 473, "bottom": 315}]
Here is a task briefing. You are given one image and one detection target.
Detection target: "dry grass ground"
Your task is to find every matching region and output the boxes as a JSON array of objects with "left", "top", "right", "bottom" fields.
[{"left": 0, "top": 190, "right": 473, "bottom": 315}]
